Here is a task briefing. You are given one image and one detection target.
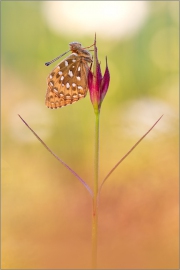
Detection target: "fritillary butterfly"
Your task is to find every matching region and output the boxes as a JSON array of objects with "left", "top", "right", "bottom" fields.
[{"left": 45, "top": 42, "right": 93, "bottom": 109}]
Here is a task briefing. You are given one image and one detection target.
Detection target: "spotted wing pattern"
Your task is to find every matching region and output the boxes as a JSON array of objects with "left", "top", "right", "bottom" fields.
[{"left": 45, "top": 53, "right": 90, "bottom": 109}]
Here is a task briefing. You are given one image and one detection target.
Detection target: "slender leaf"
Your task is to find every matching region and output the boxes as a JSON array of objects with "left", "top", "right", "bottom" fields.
[
  {"left": 99, "top": 115, "right": 163, "bottom": 193},
  {"left": 18, "top": 114, "right": 93, "bottom": 197}
]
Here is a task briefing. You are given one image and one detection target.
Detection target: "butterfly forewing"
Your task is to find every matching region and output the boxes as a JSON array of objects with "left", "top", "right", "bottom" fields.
[{"left": 45, "top": 44, "right": 92, "bottom": 109}]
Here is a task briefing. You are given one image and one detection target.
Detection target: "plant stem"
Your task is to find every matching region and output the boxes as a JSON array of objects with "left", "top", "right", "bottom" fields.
[{"left": 92, "top": 110, "right": 100, "bottom": 269}]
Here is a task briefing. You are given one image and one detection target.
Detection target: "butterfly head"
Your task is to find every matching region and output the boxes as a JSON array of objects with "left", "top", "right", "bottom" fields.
[
  {"left": 69, "top": 41, "right": 92, "bottom": 60},
  {"left": 69, "top": 42, "right": 82, "bottom": 52}
]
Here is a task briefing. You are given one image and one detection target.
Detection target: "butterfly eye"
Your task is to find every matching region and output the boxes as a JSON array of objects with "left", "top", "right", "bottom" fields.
[{"left": 69, "top": 41, "right": 82, "bottom": 47}]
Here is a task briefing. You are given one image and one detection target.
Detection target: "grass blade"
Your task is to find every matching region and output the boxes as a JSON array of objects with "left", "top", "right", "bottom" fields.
[
  {"left": 18, "top": 114, "right": 93, "bottom": 197},
  {"left": 99, "top": 115, "right": 163, "bottom": 193}
]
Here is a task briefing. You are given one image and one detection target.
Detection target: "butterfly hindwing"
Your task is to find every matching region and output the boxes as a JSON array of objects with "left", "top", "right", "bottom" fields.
[{"left": 45, "top": 50, "right": 91, "bottom": 109}]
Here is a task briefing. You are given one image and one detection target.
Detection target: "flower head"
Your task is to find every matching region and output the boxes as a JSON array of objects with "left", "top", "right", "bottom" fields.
[{"left": 88, "top": 35, "right": 110, "bottom": 113}]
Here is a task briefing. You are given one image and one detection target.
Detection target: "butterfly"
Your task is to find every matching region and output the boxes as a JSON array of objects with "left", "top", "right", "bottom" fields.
[{"left": 45, "top": 42, "right": 93, "bottom": 109}]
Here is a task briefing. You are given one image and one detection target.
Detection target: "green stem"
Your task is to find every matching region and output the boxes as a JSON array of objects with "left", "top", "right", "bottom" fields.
[{"left": 92, "top": 110, "right": 100, "bottom": 269}]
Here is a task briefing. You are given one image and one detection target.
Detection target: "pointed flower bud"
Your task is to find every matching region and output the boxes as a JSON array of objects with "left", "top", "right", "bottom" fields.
[{"left": 88, "top": 36, "right": 110, "bottom": 114}]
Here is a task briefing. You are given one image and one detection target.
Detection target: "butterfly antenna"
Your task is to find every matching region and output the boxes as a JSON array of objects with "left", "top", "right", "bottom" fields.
[{"left": 45, "top": 50, "right": 70, "bottom": 66}]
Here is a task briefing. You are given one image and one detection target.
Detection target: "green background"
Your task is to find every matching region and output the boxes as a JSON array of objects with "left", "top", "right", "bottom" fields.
[{"left": 2, "top": 1, "right": 179, "bottom": 269}]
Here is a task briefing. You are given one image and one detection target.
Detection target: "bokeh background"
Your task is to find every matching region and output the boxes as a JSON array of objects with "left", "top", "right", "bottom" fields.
[{"left": 1, "top": 1, "right": 179, "bottom": 269}]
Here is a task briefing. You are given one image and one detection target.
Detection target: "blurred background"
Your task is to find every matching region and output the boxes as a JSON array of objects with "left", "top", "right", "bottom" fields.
[{"left": 1, "top": 1, "right": 179, "bottom": 269}]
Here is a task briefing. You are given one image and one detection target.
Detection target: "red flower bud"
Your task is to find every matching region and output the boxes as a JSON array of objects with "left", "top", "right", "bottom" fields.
[{"left": 88, "top": 35, "right": 110, "bottom": 113}]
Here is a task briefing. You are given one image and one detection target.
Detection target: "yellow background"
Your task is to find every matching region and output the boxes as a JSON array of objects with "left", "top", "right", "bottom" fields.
[{"left": 2, "top": 1, "right": 179, "bottom": 269}]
